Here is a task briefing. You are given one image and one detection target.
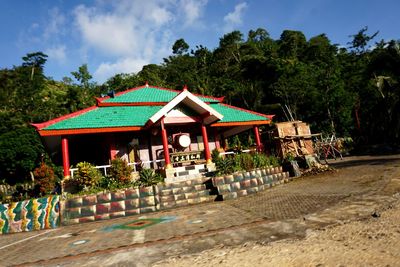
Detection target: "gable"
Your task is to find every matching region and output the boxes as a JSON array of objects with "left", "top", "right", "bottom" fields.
[{"left": 149, "top": 89, "right": 223, "bottom": 125}]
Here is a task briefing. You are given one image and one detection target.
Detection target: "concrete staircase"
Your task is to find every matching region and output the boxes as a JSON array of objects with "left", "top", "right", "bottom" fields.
[{"left": 158, "top": 177, "right": 217, "bottom": 210}]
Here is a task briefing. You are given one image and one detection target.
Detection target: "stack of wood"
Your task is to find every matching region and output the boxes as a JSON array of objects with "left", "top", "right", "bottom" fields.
[{"left": 273, "top": 121, "right": 319, "bottom": 158}]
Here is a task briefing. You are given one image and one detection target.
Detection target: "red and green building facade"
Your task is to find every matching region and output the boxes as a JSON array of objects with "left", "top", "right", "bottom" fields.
[{"left": 33, "top": 84, "right": 273, "bottom": 182}]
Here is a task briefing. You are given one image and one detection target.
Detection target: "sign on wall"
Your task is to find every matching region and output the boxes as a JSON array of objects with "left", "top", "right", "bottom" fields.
[{"left": 170, "top": 151, "right": 203, "bottom": 164}]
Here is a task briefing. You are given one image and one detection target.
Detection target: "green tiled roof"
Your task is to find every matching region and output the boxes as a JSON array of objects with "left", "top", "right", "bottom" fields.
[
  {"left": 210, "top": 104, "right": 269, "bottom": 122},
  {"left": 44, "top": 106, "right": 163, "bottom": 130},
  {"left": 41, "top": 90, "right": 269, "bottom": 131},
  {"left": 103, "top": 87, "right": 220, "bottom": 103}
]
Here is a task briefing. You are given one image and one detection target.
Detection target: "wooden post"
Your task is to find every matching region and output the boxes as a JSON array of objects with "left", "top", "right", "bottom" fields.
[
  {"left": 253, "top": 126, "right": 262, "bottom": 152},
  {"left": 61, "top": 137, "right": 70, "bottom": 178},
  {"left": 201, "top": 124, "right": 212, "bottom": 164}
]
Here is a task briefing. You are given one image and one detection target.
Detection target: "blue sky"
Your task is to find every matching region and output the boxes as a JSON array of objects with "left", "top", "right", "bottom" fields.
[{"left": 0, "top": 0, "right": 399, "bottom": 83}]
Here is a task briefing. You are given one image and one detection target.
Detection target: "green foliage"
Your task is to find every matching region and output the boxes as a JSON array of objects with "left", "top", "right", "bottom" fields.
[
  {"left": 215, "top": 157, "right": 235, "bottom": 176},
  {"left": 215, "top": 153, "right": 280, "bottom": 176},
  {"left": 0, "top": 127, "right": 45, "bottom": 184},
  {"left": 269, "top": 156, "right": 280, "bottom": 167},
  {"left": 73, "top": 162, "right": 103, "bottom": 191},
  {"left": 253, "top": 153, "right": 271, "bottom": 168},
  {"left": 71, "top": 64, "right": 93, "bottom": 89},
  {"left": 172, "top": 38, "right": 189, "bottom": 55},
  {"left": 136, "top": 168, "right": 163, "bottom": 187},
  {"left": 211, "top": 149, "right": 221, "bottom": 163},
  {"left": 108, "top": 158, "right": 133, "bottom": 185},
  {"left": 234, "top": 153, "right": 255, "bottom": 171},
  {"left": 33, "top": 162, "right": 57, "bottom": 195}
]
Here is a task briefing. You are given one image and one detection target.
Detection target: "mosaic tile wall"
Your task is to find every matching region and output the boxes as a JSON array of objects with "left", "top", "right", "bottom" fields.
[
  {"left": 61, "top": 186, "right": 159, "bottom": 225},
  {"left": 0, "top": 195, "right": 60, "bottom": 234}
]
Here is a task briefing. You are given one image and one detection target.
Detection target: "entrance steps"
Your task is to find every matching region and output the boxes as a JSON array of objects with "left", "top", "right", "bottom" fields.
[{"left": 158, "top": 177, "right": 217, "bottom": 210}]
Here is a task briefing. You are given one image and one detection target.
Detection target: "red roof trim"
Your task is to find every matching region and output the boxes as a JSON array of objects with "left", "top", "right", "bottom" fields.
[
  {"left": 38, "top": 126, "right": 142, "bottom": 136},
  {"left": 31, "top": 106, "right": 98, "bottom": 130},
  {"left": 210, "top": 120, "right": 272, "bottom": 127},
  {"left": 97, "top": 84, "right": 223, "bottom": 103},
  {"left": 219, "top": 103, "right": 275, "bottom": 120}
]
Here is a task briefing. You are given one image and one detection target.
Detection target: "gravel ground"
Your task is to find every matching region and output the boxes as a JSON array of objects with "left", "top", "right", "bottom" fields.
[
  {"left": 154, "top": 155, "right": 400, "bottom": 267},
  {"left": 155, "top": 196, "right": 400, "bottom": 267}
]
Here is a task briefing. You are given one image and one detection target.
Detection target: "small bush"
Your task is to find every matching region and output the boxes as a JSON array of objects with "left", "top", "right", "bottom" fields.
[
  {"left": 136, "top": 168, "right": 163, "bottom": 187},
  {"left": 214, "top": 152, "right": 281, "bottom": 176},
  {"left": 211, "top": 149, "right": 220, "bottom": 163},
  {"left": 216, "top": 157, "right": 234, "bottom": 175},
  {"left": 73, "top": 162, "right": 102, "bottom": 191},
  {"left": 253, "top": 153, "right": 271, "bottom": 169},
  {"left": 108, "top": 158, "right": 133, "bottom": 185},
  {"left": 33, "top": 162, "right": 56, "bottom": 195},
  {"left": 269, "top": 155, "right": 280, "bottom": 167},
  {"left": 235, "top": 153, "right": 254, "bottom": 171}
]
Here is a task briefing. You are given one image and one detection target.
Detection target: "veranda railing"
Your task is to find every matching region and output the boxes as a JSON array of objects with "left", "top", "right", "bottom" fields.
[{"left": 69, "top": 159, "right": 165, "bottom": 178}]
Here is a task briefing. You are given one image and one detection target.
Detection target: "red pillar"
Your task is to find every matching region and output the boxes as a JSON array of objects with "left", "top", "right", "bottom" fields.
[
  {"left": 253, "top": 125, "right": 262, "bottom": 152},
  {"left": 201, "top": 124, "right": 212, "bottom": 164},
  {"left": 161, "top": 122, "right": 172, "bottom": 169},
  {"left": 61, "top": 137, "right": 70, "bottom": 178}
]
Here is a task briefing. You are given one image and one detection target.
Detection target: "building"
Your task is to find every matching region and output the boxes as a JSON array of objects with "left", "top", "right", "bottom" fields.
[{"left": 32, "top": 84, "right": 274, "bottom": 183}]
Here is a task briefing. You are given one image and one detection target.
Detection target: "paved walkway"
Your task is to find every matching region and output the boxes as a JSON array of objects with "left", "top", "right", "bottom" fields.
[{"left": 1, "top": 154, "right": 400, "bottom": 266}]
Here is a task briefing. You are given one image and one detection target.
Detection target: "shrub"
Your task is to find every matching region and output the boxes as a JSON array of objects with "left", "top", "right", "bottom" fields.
[
  {"left": 235, "top": 153, "right": 254, "bottom": 171},
  {"left": 211, "top": 149, "right": 220, "bottom": 163},
  {"left": 269, "top": 155, "right": 280, "bottom": 167},
  {"left": 108, "top": 158, "right": 133, "bottom": 185},
  {"left": 136, "top": 168, "right": 163, "bottom": 187},
  {"left": 253, "top": 153, "right": 271, "bottom": 169},
  {"left": 33, "top": 162, "right": 56, "bottom": 195},
  {"left": 215, "top": 157, "right": 234, "bottom": 175},
  {"left": 73, "top": 162, "right": 102, "bottom": 191}
]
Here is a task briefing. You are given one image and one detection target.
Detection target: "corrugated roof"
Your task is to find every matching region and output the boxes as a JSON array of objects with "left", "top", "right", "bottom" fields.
[
  {"left": 103, "top": 87, "right": 220, "bottom": 103},
  {"left": 44, "top": 106, "right": 163, "bottom": 130},
  {"left": 210, "top": 104, "right": 269, "bottom": 122}
]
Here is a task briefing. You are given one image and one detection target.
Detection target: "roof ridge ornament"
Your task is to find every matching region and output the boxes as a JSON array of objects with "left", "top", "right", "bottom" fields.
[
  {"left": 145, "top": 81, "right": 149, "bottom": 87},
  {"left": 183, "top": 85, "right": 188, "bottom": 91}
]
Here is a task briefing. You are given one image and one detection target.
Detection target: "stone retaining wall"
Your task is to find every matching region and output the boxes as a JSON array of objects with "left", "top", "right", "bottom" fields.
[
  {"left": 61, "top": 186, "right": 159, "bottom": 225},
  {"left": 212, "top": 166, "right": 291, "bottom": 200},
  {"left": 61, "top": 166, "right": 293, "bottom": 225}
]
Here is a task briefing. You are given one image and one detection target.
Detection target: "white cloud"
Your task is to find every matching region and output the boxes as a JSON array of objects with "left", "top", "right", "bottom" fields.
[
  {"left": 72, "top": 0, "right": 210, "bottom": 82},
  {"left": 73, "top": 1, "right": 175, "bottom": 57},
  {"left": 223, "top": 2, "right": 248, "bottom": 33},
  {"left": 45, "top": 45, "right": 67, "bottom": 64},
  {"left": 43, "top": 7, "right": 66, "bottom": 40},
  {"left": 180, "top": 0, "right": 208, "bottom": 27},
  {"left": 94, "top": 57, "right": 149, "bottom": 82}
]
